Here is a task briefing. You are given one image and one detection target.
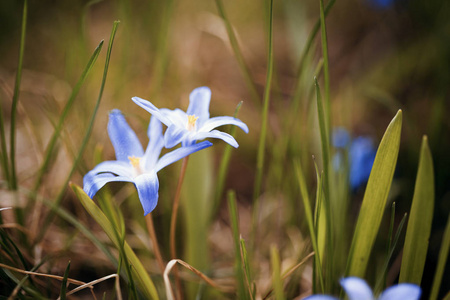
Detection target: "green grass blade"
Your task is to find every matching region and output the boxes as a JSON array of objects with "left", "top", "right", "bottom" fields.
[
  {"left": 240, "top": 238, "right": 254, "bottom": 298},
  {"left": 9, "top": 0, "right": 27, "bottom": 190},
  {"left": 214, "top": 101, "right": 243, "bottom": 209},
  {"left": 71, "top": 184, "right": 159, "bottom": 300},
  {"left": 291, "top": 0, "right": 335, "bottom": 114},
  {"left": 0, "top": 94, "right": 10, "bottom": 183},
  {"left": 429, "top": 213, "right": 450, "bottom": 300},
  {"left": 228, "top": 191, "right": 249, "bottom": 300},
  {"left": 59, "top": 261, "right": 70, "bottom": 300},
  {"left": 314, "top": 78, "right": 333, "bottom": 290},
  {"left": 270, "top": 245, "right": 285, "bottom": 300},
  {"left": 32, "top": 40, "right": 104, "bottom": 192},
  {"left": 399, "top": 135, "right": 434, "bottom": 284},
  {"left": 36, "top": 21, "right": 119, "bottom": 242},
  {"left": 294, "top": 160, "right": 325, "bottom": 293},
  {"left": 374, "top": 211, "right": 408, "bottom": 294},
  {"left": 346, "top": 110, "right": 403, "bottom": 278},
  {"left": 215, "top": 0, "right": 260, "bottom": 107},
  {"left": 253, "top": 0, "right": 274, "bottom": 202},
  {"left": 318, "top": 0, "right": 330, "bottom": 129}
]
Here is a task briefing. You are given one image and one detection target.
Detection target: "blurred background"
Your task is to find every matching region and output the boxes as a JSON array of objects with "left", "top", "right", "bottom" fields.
[{"left": 0, "top": 0, "right": 449, "bottom": 298}]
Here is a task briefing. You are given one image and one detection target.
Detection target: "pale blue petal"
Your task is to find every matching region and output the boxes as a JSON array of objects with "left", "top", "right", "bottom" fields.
[
  {"left": 83, "top": 172, "right": 133, "bottom": 199},
  {"left": 303, "top": 296, "right": 338, "bottom": 300},
  {"left": 164, "top": 124, "right": 189, "bottom": 148},
  {"left": 187, "top": 87, "right": 211, "bottom": 128},
  {"left": 134, "top": 172, "right": 159, "bottom": 215},
  {"left": 143, "top": 116, "right": 164, "bottom": 171},
  {"left": 194, "top": 130, "right": 239, "bottom": 148},
  {"left": 89, "top": 160, "right": 133, "bottom": 177},
  {"left": 154, "top": 141, "right": 213, "bottom": 172},
  {"left": 131, "top": 97, "right": 173, "bottom": 126},
  {"left": 160, "top": 108, "right": 187, "bottom": 128},
  {"left": 378, "top": 284, "right": 421, "bottom": 300},
  {"left": 107, "top": 110, "right": 144, "bottom": 162},
  {"left": 340, "top": 277, "right": 373, "bottom": 300},
  {"left": 199, "top": 116, "right": 249, "bottom": 134}
]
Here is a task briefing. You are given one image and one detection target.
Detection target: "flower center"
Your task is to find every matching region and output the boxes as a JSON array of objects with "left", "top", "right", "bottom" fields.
[
  {"left": 187, "top": 114, "right": 199, "bottom": 131},
  {"left": 128, "top": 156, "right": 143, "bottom": 176}
]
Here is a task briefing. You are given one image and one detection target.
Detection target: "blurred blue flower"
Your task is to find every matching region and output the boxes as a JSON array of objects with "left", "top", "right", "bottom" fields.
[
  {"left": 132, "top": 86, "right": 249, "bottom": 148},
  {"left": 366, "top": 0, "right": 395, "bottom": 9},
  {"left": 304, "top": 277, "right": 421, "bottom": 300},
  {"left": 83, "top": 109, "right": 212, "bottom": 215},
  {"left": 333, "top": 127, "right": 351, "bottom": 149},
  {"left": 332, "top": 128, "right": 377, "bottom": 190},
  {"left": 349, "top": 136, "right": 376, "bottom": 190}
]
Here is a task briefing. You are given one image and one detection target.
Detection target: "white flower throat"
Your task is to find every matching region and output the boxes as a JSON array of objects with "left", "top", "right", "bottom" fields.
[{"left": 128, "top": 156, "right": 143, "bottom": 177}]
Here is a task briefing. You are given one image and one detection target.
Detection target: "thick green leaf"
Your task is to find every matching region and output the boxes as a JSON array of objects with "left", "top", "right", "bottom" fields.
[
  {"left": 60, "top": 261, "right": 70, "bottom": 300},
  {"left": 399, "top": 136, "right": 434, "bottom": 284},
  {"left": 347, "top": 110, "right": 402, "bottom": 278},
  {"left": 71, "top": 183, "right": 159, "bottom": 300}
]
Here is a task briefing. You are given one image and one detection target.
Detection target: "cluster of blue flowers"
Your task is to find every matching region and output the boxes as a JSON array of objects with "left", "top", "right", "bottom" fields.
[
  {"left": 305, "top": 277, "right": 421, "bottom": 300},
  {"left": 83, "top": 87, "right": 248, "bottom": 215}
]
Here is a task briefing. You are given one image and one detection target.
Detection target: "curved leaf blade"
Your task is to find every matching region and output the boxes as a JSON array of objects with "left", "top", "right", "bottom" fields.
[
  {"left": 399, "top": 135, "right": 434, "bottom": 284},
  {"left": 347, "top": 110, "right": 402, "bottom": 278}
]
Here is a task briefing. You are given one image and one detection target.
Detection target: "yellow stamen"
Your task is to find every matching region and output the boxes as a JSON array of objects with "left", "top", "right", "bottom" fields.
[
  {"left": 128, "top": 156, "right": 142, "bottom": 176},
  {"left": 187, "top": 115, "right": 199, "bottom": 131}
]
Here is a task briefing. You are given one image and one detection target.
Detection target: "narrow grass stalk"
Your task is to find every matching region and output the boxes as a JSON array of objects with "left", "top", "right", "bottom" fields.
[
  {"left": 0, "top": 94, "right": 10, "bottom": 184},
  {"left": 294, "top": 160, "right": 325, "bottom": 293},
  {"left": 36, "top": 21, "right": 120, "bottom": 243},
  {"left": 228, "top": 191, "right": 249, "bottom": 300},
  {"left": 318, "top": 0, "right": 331, "bottom": 130},
  {"left": 145, "top": 213, "right": 165, "bottom": 274},
  {"left": 270, "top": 245, "right": 285, "bottom": 300},
  {"left": 383, "top": 202, "right": 396, "bottom": 290},
  {"left": 214, "top": 101, "right": 243, "bottom": 209},
  {"left": 59, "top": 261, "right": 71, "bottom": 300},
  {"left": 215, "top": 0, "right": 260, "bottom": 107},
  {"left": 9, "top": 0, "right": 27, "bottom": 191},
  {"left": 314, "top": 78, "right": 333, "bottom": 290},
  {"left": 253, "top": 0, "right": 274, "bottom": 202},
  {"left": 373, "top": 212, "right": 407, "bottom": 294},
  {"left": 290, "top": 0, "right": 336, "bottom": 114},
  {"left": 429, "top": 214, "right": 450, "bottom": 300},
  {"left": 170, "top": 155, "right": 190, "bottom": 299},
  {"left": 32, "top": 40, "right": 104, "bottom": 193}
]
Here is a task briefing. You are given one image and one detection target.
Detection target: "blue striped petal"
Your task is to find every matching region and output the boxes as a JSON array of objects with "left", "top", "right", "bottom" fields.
[
  {"left": 143, "top": 116, "right": 164, "bottom": 170},
  {"left": 340, "top": 277, "right": 373, "bottom": 300},
  {"left": 83, "top": 172, "right": 133, "bottom": 199},
  {"left": 187, "top": 86, "right": 211, "bottom": 128},
  {"left": 131, "top": 97, "right": 173, "bottom": 126},
  {"left": 134, "top": 172, "right": 159, "bottom": 215},
  {"left": 154, "top": 141, "right": 213, "bottom": 172},
  {"left": 199, "top": 116, "right": 249, "bottom": 134},
  {"left": 194, "top": 130, "right": 239, "bottom": 148},
  {"left": 164, "top": 124, "right": 189, "bottom": 148},
  {"left": 378, "top": 284, "right": 421, "bottom": 300},
  {"left": 107, "top": 110, "right": 144, "bottom": 162}
]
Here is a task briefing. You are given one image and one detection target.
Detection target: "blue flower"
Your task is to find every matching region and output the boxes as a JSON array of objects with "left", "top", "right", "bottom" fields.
[
  {"left": 332, "top": 128, "right": 376, "bottom": 191},
  {"left": 304, "top": 277, "right": 421, "bottom": 300},
  {"left": 349, "top": 136, "right": 376, "bottom": 190},
  {"left": 83, "top": 109, "right": 212, "bottom": 215},
  {"left": 132, "top": 86, "right": 249, "bottom": 148}
]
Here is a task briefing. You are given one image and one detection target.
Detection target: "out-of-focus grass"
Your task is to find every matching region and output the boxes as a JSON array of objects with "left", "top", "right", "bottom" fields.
[{"left": 0, "top": 0, "right": 449, "bottom": 298}]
